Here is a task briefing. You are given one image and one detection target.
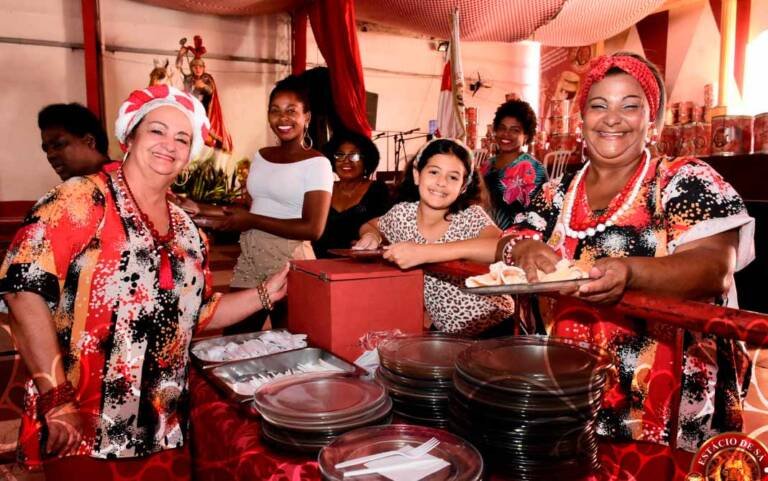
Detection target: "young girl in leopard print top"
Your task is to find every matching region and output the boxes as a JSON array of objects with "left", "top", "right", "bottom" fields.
[{"left": 355, "top": 138, "right": 513, "bottom": 336}]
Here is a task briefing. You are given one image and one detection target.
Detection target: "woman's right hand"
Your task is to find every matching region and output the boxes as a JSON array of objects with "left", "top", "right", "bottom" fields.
[
  {"left": 44, "top": 401, "right": 83, "bottom": 457},
  {"left": 353, "top": 232, "right": 382, "bottom": 250},
  {"left": 506, "top": 239, "right": 561, "bottom": 282}
]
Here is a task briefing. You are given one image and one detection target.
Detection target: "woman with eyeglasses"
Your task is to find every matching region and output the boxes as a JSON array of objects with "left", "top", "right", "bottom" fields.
[
  {"left": 312, "top": 130, "right": 391, "bottom": 258},
  {"left": 480, "top": 99, "right": 548, "bottom": 229}
]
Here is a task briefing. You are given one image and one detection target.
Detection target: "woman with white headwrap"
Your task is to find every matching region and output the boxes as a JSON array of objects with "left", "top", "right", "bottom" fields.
[{"left": 0, "top": 85, "right": 286, "bottom": 480}]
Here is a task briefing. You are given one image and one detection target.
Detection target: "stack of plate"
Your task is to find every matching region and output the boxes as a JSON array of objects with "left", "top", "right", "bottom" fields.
[
  {"left": 253, "top": 372, "right": 392, "bottom": 453},
  {"left": 376, "top": 334, "right": 473, "bottom": 428},
  {"left": 448, "top": 336, "right": 613, "bottom": 480},
  {"left": 318, "top": 424, "right": 484, "bottom": 481}
]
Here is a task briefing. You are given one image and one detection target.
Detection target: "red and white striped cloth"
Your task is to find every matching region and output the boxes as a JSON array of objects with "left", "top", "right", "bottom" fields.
[
  {"left": 532, "top": 0, "right": 665, "bottom": 46},
  {"left": 133, "top": 0, "right": 665, "bottom": 49},
  {"left": 357, "top": 0, "right": 566, "bottom": 42}
]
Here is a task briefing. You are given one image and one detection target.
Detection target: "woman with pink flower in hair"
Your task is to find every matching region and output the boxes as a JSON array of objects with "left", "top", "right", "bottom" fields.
[{"left": 481, "top": 99, "right": 548, "bottom": 230}]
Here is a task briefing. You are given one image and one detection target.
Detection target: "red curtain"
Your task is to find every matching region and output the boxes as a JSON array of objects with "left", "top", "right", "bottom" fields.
[
  {"left": 291, "top": 7, "right": 307, "bottom": 75},
  {"left": 636, "top": 11, "right": 669, "bottom": 78},
  {"left": 307, "top": 0, "right": 371, "bottom": 137}
]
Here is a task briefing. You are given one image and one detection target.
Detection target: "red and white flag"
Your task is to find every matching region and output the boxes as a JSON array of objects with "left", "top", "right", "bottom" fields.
[{"left": 436, "top": 8, "right": 466, "bottom": 140}]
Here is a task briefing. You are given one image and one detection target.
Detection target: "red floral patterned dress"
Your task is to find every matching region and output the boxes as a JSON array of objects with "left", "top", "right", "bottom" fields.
[
  {"left": 481, "top": 153, "right": 548, "bottom": 230},
  {"left": 0, "top": 172, "right": 221, "bottom": 468},
  {"left": 508, "top": 156, "right": 755, "bottom": 455}
]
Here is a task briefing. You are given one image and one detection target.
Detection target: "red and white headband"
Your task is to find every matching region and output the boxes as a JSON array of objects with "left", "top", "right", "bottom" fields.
[
  {"left": 115, "top": 85, "right": 210, "bottom": 158},
  {"left": 577, "top": 54, "right": 661, "bottom": 123}
]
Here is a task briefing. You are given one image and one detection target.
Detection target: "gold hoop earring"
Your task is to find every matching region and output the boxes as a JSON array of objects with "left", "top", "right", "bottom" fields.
[
  {"left": 174, "top": 167, "right": 190, "bottom": 187},
  {"left": 122, "top": 151, "right": 129, "bottom": 163},
  {"left": 301, "top": 126, "right": 313, "bottom": 151}
]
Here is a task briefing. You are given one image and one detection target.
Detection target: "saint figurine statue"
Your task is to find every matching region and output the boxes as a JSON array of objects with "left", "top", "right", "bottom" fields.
[{"left": 177, "top": 35, "right": 233, "bottom": 153}]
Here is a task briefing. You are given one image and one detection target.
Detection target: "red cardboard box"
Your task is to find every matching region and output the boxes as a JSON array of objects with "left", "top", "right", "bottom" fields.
[{"left": 287, "top": 259, "right": 424, "bottom": 363}]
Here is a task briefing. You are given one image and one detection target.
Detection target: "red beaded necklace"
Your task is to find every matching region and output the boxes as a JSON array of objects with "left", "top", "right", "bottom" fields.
[
  {"left": 117, "top": 168, "right": 175, "bottom": 290},
  {"left": 568, "top": 156, "right": 647, "bottom": 232}
]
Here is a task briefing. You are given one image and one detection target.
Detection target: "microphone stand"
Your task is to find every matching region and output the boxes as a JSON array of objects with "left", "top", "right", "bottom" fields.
[{"left": 370, "top": 129, "right": 431, "bottom": 179}]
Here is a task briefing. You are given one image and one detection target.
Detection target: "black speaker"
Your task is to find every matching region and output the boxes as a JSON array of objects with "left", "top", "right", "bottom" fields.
[{"left": 366, "top": 91, "right": 378, "bottom": 130}]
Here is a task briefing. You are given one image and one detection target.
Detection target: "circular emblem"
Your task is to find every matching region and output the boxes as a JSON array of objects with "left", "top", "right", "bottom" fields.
[{"left": 688, "top": 433, "right": 768, "bottom": 481}]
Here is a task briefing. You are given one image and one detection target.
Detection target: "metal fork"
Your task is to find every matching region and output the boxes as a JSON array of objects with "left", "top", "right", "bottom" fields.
[{"left": 334, "top": 437, "right": 440, "bottom": 469}]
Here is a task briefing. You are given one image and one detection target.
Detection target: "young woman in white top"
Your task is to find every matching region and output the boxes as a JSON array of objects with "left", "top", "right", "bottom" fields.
[{"left": 189, "top": 76, "right": 333, "bottom": 328}]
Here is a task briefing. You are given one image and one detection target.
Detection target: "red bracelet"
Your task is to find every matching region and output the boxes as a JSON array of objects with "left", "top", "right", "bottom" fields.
[
  {"left": 37, "top": 381, "right": 77, "bottom": 417},
  {"left": 501, "top": 233, "right": 542, "bottom": 265}
]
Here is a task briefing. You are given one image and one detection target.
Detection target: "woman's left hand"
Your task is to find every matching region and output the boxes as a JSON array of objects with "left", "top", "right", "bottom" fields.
[
  {"left": 167, "top": 192, "right": 200, "bottom": 216},
  {"left": 576, "top": 257, "right": 632, "bottom": 305},
  {"left": 383, "top": 242, "right": 428, "bottom": 269},
  {"left": 265, "top": 263, "right": 289, "bottom": 304},
  {"left": 214, "top": 206, "right": 252, "bottom": 231}
]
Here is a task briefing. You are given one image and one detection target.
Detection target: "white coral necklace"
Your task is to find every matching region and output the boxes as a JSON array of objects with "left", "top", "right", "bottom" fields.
[{"left": 561, "top": 148, "right": 651, "bottom": 239}]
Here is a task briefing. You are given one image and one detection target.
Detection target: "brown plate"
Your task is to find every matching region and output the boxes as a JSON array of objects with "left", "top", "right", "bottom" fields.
[
  {"left": 461, "top": 277, "right": 591, "bottom": 295},
  {"left": 319, "top": 424, "right": 483, "bottom": 481},
  {"left": 455, "top": 336, "right": 613, "bottom": 392},
  {"left": 378, "top": 334, "right": 473, "bottom": 379},
  {"left": 253, "top": 373, "right": 386, "bottom": 421},
  {"left": 326, "top": 248, "right": 384, "bottom": 259}
]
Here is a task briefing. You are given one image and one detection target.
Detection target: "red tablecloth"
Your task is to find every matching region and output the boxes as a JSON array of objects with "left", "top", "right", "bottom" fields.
[
  {"left": 188, "top": 369, "right": 693, "bottom": 481},
  {"left": 189, "top": 368, "right": 320, "bottom": 481}
]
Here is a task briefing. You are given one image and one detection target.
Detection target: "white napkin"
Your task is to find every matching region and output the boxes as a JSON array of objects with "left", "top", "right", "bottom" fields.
[
  {"left": 364, "top": 453, "right": 449, "bottom": 481},
  {"left": 353, "top": 349, "right": 380, "bottom": 374}
]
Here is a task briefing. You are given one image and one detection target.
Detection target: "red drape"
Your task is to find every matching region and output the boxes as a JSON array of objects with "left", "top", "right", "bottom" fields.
[
  {"left": 81, "top": 0, "right": 104, "bottom": 121},
  {"left": 292, "top": 7, "right": 307, "bottom": 75},
  {"left": 636, "top": 11, "right": 669, "bottom": 78},
  {"left": 307, "top": 0, "right": 371, "bottom": 137}
]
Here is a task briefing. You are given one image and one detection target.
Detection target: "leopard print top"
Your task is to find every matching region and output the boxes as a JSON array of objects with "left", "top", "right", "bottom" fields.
[{"left": 378, "top": 202, "right": 514, "bottom": 336}]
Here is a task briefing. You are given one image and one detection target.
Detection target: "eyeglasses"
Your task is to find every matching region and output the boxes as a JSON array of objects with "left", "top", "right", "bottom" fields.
[{"left": 333, "top": 152, "right": 362, "bottom": 162}]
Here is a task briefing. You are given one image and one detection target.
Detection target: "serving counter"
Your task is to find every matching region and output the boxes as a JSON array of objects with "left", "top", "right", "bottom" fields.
[{"left": 184, "top": 259, "right": 768, "bottom": 481}]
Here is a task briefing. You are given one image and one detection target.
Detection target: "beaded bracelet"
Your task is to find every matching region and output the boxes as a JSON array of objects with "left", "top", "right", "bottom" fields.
[
  {"left": 501, "top": 233, "right": 542, "bottom": 265},
  {"left": 37, "top": 380, "right": 77, "bottom": 417},
  {"left": 257, "top": 282, "right": 273, "bottom": 312}
]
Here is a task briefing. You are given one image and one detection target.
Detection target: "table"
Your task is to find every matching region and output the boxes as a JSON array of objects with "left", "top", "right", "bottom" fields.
[{"left": 188, "top": 367, "right": 696, "bottom": 481}]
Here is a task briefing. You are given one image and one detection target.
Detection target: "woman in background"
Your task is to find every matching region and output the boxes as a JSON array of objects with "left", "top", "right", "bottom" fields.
[
  {"left": 481, "top": 99, "right": 547, "bottom": 229},
  {"left": 313, "top": 130, "right": 391, "bottom": 258}
]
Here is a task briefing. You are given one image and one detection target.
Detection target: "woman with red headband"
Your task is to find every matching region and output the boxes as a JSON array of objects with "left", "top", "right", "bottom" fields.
[
  {"left": 500, "top": 52, "right": 755, "bottom": 479},
  {"left": 0, "top": 85, "right": 287, "bottom": 480}
]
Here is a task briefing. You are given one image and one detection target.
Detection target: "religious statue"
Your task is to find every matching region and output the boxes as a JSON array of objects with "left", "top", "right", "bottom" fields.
[{"left": 176, "top": 35, "right": 233, "bottom": 153}]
